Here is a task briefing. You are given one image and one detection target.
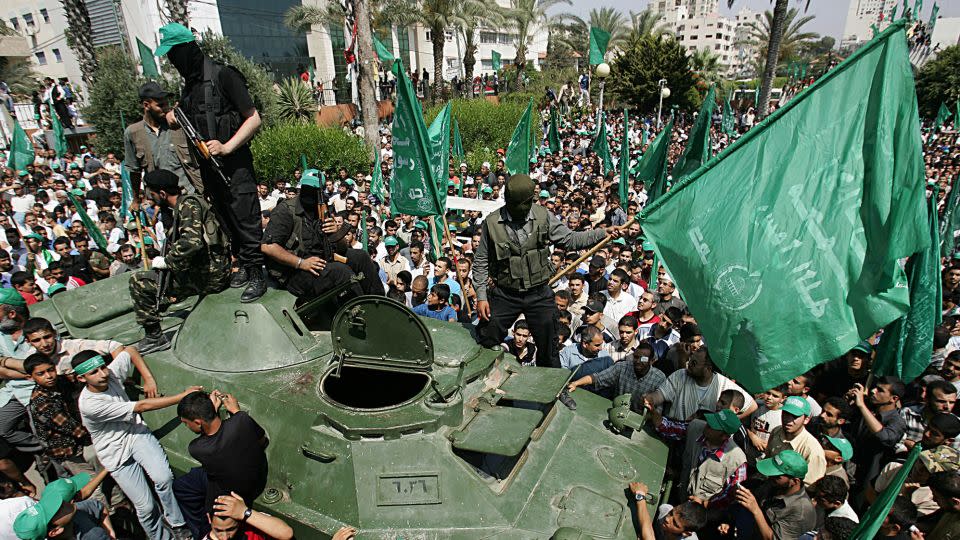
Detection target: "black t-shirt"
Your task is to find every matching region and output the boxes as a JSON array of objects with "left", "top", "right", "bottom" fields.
[
  {"left": 63, "top": 253, "right": 92, "bottom": 283},
  {"left": 188, "top": 411, "right": 268, "bottom": 508}
]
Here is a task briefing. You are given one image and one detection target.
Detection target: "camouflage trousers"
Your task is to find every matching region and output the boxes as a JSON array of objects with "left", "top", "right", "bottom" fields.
[{"left": 129, "top": 269, "right": 229, "bottom": 328}]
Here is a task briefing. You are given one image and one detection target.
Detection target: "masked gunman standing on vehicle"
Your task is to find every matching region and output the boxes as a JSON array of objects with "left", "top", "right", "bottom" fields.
[
  {"left": 155, "top": 23, "right": 266, "bottom": 303},
  {"left": 473, "top": 174, "right": 622, "bottom": 368}
]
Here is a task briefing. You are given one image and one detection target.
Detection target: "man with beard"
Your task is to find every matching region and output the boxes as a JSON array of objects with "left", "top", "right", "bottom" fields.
[
  {"left": 123, "top": 82, "right": 203, "bottom": 196},
  {"left": 261, "top": 170, "right": 380, "bottom": 301},
  {"left": 156, "top": 23, "right": 265, "bottom": 303},
  {"left": 128, "top": 170, "right": 232, "bottom": 353},
  {"left": 474, "top": 174, "right": 622, "bottom": 368}
]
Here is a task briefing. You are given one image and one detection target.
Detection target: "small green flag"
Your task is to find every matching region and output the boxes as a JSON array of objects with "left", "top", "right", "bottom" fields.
[
  {"left": 913, "top": 0, "right": 922, "bottom": 20},
  {"left": 361, "top": 210, "right": 369, "bottom": 251},
  {"left": 592, "top": 112, "right": 614, "bottom": 175},
  {"left": 928, "top": 3, "right": 939, "bottom": 32},
  {"left": 850, "top": 446, "right": 921, "bottom": 539},
  {"left": 874, "top": 191, "right": 941, "bottom": 383},
  {"left": 427, "top": 102, "right": 451, "bottom": 210},
  {"left": 635, "top": 119, "right": 672, "bottom": 205},
  {"left": 120, "top": 164, "right": 134, "bottom": 223},
  {"left": 934, "top": 102, "right": 952, "bottom": 131},
  {"left": 491, "top": 50, "right": 502, "bottom": 71},
  {"left": 308, "top": 64, "right": 315, "bottom": 82},
  {"left": 871, "top": 23, "right": 880, "bottom": 37},
  {"left": 66, "top": 192, "right": 109, "bottom": 253},
  {"left": 452, "top": 118, "right": 465, "bottom": 163},
  {"left": 800, "top": 62, "right": 808, "bottom": 80},
  {"left": 371, "top": 149, "right": 386, "bottom": 202},
  {"left": 48, "top": 104, "right": 68, "bottom": 158},
  {"left": 722, "top": 96, "right": 736, "bottom": 136},
  {"left": 941, "top": 175, "right": 960, "bottom": 257},
  {"left": 8, "top": 119, "right": 34, "bottom": 171},
  {"left": 137, "top": 38, "right": 160, "bottom": 78},
  {"left": 588, "top": 27, "right": 611, "bottom": 65},
  {"left": 618, "top": 109, "right": 630, "bottom": 211},
  {"left": 505, "top": 98, "right": 533, "bottom": 175},
  {"left": 373, "top": 34, "right": 395, "bottom": 64},
  {"left": 672, "top": 85, "right": 716, "bottom": 181},
  {"left": 388, "top": 60, "right": 444, "bottom": 217},
  {"left": 640, "top": 22, "right": 928, "bottom": 392},
  {"left": 891, "top": 0, "right": 900, "bottom": 20},
  {"left": 548, "top": 107, "right": 561, "bottom": 154}
]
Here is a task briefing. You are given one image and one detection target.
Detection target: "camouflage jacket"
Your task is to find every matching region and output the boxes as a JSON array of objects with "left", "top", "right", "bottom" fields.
[{"left": 167, "top": 194, "right": 231, "bottom": 282}]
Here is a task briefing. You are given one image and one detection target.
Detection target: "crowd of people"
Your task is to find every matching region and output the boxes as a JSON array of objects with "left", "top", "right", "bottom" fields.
[{"left": 0, "top": 18, "right": 957, "bottom": 540}]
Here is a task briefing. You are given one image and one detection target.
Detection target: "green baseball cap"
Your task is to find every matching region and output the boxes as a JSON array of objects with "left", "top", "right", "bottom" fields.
[
  {"left": 68, "top": 163, "right": 79, "bottom": 170},
  {"left": 850, "top": 341, "right": 872, "bottom": 356},
  {"left": 641, "top": 241, "right": 655, "bottom": 252},
  {"left": 781, "top": 396, "right": 811, "bottom": 417},
  {"left": 481, "top": 186, "right": 493, "bottom": 194},
  {"left": 757, "top": 449, "right": 808, "bottom": 479},
  {"left": 612, "top": 238, "right": 626, "bottom": 246},
  {"left": 23, "top": 233, "right": 44, "bottom": 241},
  {"left": 383, "top": 236, "right": 399, "bottom": 247},
  {"left": 413, "top": 221, "right": 428, "bottom": 231},
  {"left": 70, "top": 188, "right": 84, "bottom": 197},
  {"left": 154, "top": 23, "right": 196, "bottom": 56},
  {"left": 300, "top": 168, "right": 321, "bottom": 189},
  {"left": 46, "top": 283, "right": 67, "bottom": 296},
  {"left": 704, "top": 409, "right": 741, "bottom": 435},
  {"left": 17, "top": 171, "right": 28, "bottom": 178},
  {"left": 50, "top": 162, "right": 60, "bottom": 170},
  {"left": 13, "top": 473, "right": 90, "bottom": 540},
  {"left": 344, "top": 179, "right": 355, "bottom": 186},
  {"left": 824, "top": 436, "right": 853, "bottom": 461},
  {"left": 539, "top": 190, "right": 550, "bottom": 198},
  {"left": 0, "top": 288, "right": 26, "bottom": 307},
  {"left": 448, "top": 180, "right": 456, "bottom": 187}
]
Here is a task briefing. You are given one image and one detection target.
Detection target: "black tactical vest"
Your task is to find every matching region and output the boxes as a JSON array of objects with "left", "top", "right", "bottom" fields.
[{"left": 181, "top": 58, "right": 244, "bottom": 145}]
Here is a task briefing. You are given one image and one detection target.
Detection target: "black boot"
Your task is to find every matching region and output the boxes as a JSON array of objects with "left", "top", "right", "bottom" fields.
[
  {"left": 137, "top": 326, "right": 171, "bottom": 354},
  {"left": 229, "top": 266, "right": 249, "bottom": 288},
  {"left": 241, "top": 266, "right": 266, "bottom": 303}
]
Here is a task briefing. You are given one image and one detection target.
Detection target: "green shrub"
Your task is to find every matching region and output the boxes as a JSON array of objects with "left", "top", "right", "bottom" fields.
[
  {"left": 251, "top": 122, "right": 370, "bottom": 185},
  {"left": 424, "top": 98, "right": 543, "bottom": 156},
  {"left": 82, "top": 47, "right": 144, "bottom": 157},
  {"left": 499, "top": 92, "right": 540, "bottom": 106},
  {"left": 276, "top": 78, "right": 316, "bottom": 123}
]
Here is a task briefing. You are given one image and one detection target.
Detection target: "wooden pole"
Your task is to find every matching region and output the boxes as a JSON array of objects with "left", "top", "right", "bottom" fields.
[
  {"left": 548, "top": 235, "right": 614, "bottom": 285},
  {"left": 135, "top": 215, "right": 151, "bottom": 270},
  {"left": 443, "top": 215, "right": 473, "bottom": 317}
]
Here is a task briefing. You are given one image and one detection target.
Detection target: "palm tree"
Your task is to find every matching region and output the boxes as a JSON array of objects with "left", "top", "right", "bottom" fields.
[
  {"left": 689, "top": 48, "right": 723, "bottom": 86},
  {"left": 739, "top": 7, "right": 818, "bottom": 74},
  {"left": 558, "top": 8, "right": 629, "bottom": 51},
  {"left": 726, "top": 0, "right": 815, "bottom": 118},
  {"left": 626, "top": 10, "right": 672, "bottom": 44},
  {"left": 276, "top": 78, "right": 317, "bottom": 123},
  {"left": 504, "top": 0, "right": 570, "bottom": 78},
  {"left": 61, "top": 0, "right": 98, "bottom": 87},
  {"left": 165, "top": 0, "right": 189, "bottom": 26},
  {"left": 457, "top": 3, "right": 506, "bottom": 96},
  {"left": 0, "top": 23, "right": 38, "bottom": 96}
]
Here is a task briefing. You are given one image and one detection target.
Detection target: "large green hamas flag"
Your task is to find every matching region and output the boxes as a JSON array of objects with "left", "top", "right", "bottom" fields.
[{"left": 640, "top": 22, "right": 928, "bottom": 392}]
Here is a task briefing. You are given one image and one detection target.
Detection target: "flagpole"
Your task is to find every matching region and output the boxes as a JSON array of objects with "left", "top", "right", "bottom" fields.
[{"left": 135, "top": 215, "right": 152, "bottom": 269}]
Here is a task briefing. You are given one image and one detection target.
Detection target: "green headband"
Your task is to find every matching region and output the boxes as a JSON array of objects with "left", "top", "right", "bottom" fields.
[{"left": 73, "top": 355, "right": 106, "bottom": 376}]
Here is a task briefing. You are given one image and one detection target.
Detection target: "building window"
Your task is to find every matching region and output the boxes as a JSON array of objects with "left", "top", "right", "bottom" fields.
[
  {"left": 444, "top": 30, "right": 453, "bottom": 41},
  {"left": 480, "top": 31, "right": 497, "bottom": 44},
  {"left": 714, "top": 44, "right": 721, "bottom": 50},
  {"left": 704, "top": 34, "right": 712, "bottom": 38},
  {"left": 425, "top": 30, "right": 431, "bottom": 42},
  {"left": 22, "top": 13, "right": 34, "bottom": 27},
  {"left": 35, "top": 51, "right": 47, "bottom": 65},
  {"left": 397, "top": 26, "right": 412, "bottom": 66},
  {"left": 9, "top": 18, "right": 19, "bottom": 31},
  {"left": 52, "top": 48, "right": 62, "bottom": 62},
  {"left": 481, "top": 59, "right": 492, "bottom": 70},
  {"left": 40, "top": 9, "right": 49, "bottom": 23}
]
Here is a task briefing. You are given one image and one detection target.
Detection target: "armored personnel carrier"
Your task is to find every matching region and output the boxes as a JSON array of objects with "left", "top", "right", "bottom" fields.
[{"left": 30, "top": 275, "right": 668, "bottom": 539}]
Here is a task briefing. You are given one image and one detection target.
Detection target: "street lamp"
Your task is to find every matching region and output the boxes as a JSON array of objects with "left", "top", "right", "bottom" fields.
[
  {"left": 657, "top": 79, "right": 671, "bottom": 128},
  {"left": 595, "top": 62, "right": 610, "bottom": 111}
]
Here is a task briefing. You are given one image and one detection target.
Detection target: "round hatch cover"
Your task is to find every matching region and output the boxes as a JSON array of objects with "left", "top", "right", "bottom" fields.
[{"left": 330, "top": 296, "right": 434, "bottom": 370}]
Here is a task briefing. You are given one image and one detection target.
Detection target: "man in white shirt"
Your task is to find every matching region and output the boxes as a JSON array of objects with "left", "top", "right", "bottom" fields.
[
  {"left": 602, "top": 269, "right": 636, "bottom": 327},
  {"left": 74, "top": 350, "right": 196, "bottom": 540},
  {"left": 644, "top": 348, "right": 757, "bottom": 421}
]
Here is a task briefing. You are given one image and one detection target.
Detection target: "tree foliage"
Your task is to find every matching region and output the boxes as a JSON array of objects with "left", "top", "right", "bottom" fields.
[
  {"left": 738, "top": 7, "right": 818, "bottom": 78},
  {"left": 82, "top": 47, "right": 144, "bottom": 157},
  {"left": 915, "top": 45, "right": 960, "bottom": 119},
  {"left": 251, "top": 122, "right": 370, "bottom": 184},
  {"left": 607, "top": 35, "right": 698, "bottom": 112}
]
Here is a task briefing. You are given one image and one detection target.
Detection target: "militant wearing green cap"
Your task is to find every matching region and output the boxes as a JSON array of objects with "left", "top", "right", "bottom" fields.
[
  {"left": 504, "top": 174, "right": 535, "bottom": 220},
  {"left": 154, "top": 23, "right": 196, "bottom": 56},
  {"left": 300, "top": 169, "right": 322, "bottom": 189}
]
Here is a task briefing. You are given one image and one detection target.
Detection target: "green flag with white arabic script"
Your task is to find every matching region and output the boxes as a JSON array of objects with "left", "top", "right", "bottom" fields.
[
  {"left": 873, "top": 191, "right": 941, "bottom": 383},
  {"left": 636, "top": 119, "right": 673, "bottom": 206},
  {"left": 505, "top": 98, "right": 533, "bottom": 175},
  {"left": 8, "top": 119, "right": 34, "bottom": 172},
  {"left": 373, "top": 34, "right": 395, "bottom": 64},
  {"left": 491, "top": 51, "right": 502, "bottom": 71},
  {"left": 589, "top": 27, "right": 611, "bottom": 65},
  {"left": 48, "top": 104, "right": 68, "bottom": 158},
  {"left": 722, "top": 95, "right": 736, "bottom": 136},
  {"left": 640, "top": 22, "right": 928, "bottom": 393},
  {"left": 592, "top": 112, "right": 614, "bottom": 175},
  {"left": 427, "top": 102, "right": 451, "bottom": 210},
  {"left": 388, "top": 61, "right": 444, "bottom": 217},
  {"left": 672, "top": 85, "right": 716, "bottom": 181}
]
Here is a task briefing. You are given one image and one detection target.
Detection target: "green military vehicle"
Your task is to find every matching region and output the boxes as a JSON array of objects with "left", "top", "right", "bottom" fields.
[{"left": 30, "top": 275, "right": 668, "bottom": 539}]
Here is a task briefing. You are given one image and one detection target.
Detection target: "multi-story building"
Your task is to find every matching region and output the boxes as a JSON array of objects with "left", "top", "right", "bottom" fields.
[
  {"left": 652, "top": 0, "right": 720, "bottom": 19},
  {"left": 841, "top": 0, "right": 897, "bottom": 47},
  {"left": 674, "top": 11, "right": 737, "bottom": 74},
  {"left": 730, "top": 7, "right": 762, "bottom": 78}
]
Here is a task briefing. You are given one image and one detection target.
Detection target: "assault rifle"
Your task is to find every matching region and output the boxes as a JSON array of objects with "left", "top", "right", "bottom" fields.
[{"left": 173, "top": 107, "right": 231, "bottom": 189}]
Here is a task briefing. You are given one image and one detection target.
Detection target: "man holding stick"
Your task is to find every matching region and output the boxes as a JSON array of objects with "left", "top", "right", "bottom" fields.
[{"left": 473, "top": 174, "right": 623, "bottom": 368}]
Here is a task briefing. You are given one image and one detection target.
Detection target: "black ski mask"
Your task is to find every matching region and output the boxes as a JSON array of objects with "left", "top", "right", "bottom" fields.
[{"left": 166, "top": 42, "right": 205, "bottom": 83}]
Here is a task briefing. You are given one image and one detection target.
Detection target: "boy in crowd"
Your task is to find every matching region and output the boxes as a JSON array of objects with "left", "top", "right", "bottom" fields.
[
  {"left": 747, "top": 384, "right": 786, "bottom": 458},
  {"left": 412, "top": 284, "right": 457, "bottom": 322}
]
